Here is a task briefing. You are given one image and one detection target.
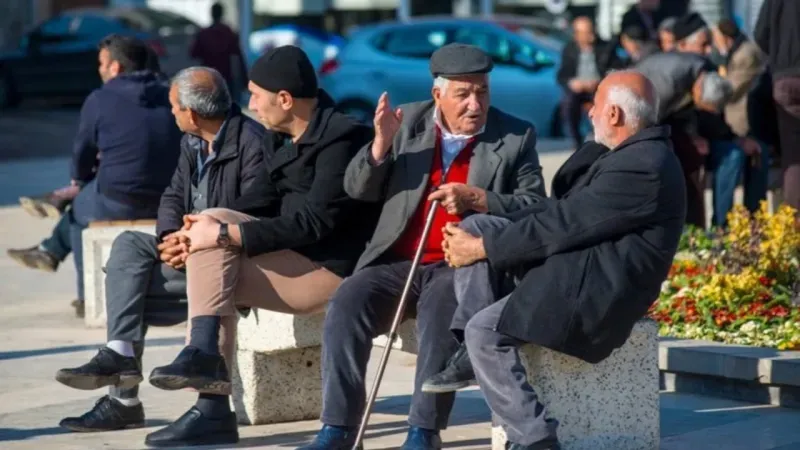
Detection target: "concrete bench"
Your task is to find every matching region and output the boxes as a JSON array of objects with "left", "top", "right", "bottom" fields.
[
  {"left": 490, "top": 320, "right": 659, "bottom": 450},
  {"left": 82, "top": 223, "right": 660, "bottom": 444},
  {"left": 232, "top": 310, "right": 418, "bottom": 425},
  {"left": 82, "top": 220, "right": 158, "bottom": 328}
]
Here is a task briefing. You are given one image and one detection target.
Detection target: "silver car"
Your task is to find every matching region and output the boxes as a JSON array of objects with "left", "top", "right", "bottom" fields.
[{"left": 319, "top": 17, "right": 569, "bottom": 137}]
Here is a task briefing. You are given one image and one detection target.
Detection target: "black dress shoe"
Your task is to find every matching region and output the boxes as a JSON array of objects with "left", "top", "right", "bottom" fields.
[
  {"left": 59, "top": 395, "right": 144, "bottom": 432},
  {"left": 506, "top": 439, "right": 562, "bottom": 450},
  {"left": 421, "top": 343, "right": 476, "bottom": 393},
  {"left": 149, "top": 346, "right": 230, "bottom": 394},
  {"left": 145, "top": 406, "right": 238, "bottom": 448},
  {"left": 56, "top": 347, "right": 142, "bottom": 390}
]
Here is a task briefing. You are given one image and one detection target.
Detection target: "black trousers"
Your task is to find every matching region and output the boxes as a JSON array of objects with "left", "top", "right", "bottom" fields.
[{"left": 320, "top": 260, "right": 459, "bottom": 430}]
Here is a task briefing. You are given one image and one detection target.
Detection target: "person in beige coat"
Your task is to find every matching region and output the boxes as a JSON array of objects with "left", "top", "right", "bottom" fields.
[{"left": 712, "top": 19, "right": 767, "bottom": 139}]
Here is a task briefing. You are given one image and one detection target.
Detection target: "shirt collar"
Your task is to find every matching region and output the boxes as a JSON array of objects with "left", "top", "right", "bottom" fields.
[{"left": 433, "top": 108, "right": 485, "bottom": 142}]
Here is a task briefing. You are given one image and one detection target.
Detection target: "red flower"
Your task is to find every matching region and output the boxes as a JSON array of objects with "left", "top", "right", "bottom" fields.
[
  {"left": 759, "top": 276, "right": 773, "bottom": 286},
  {"left": 757, "top": 292, "right": 772, "bottom": 301},
  {"left": 767, "top": 305, "right": 789, "bottom": 318}
]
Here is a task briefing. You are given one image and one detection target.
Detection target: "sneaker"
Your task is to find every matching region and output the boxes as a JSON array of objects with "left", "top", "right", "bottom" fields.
[
  {"left": 6, "top": 246, "right": 59, "bottom": 272},
  {"left": 59, "top": 395, "right": 145, "bottom": 432},
  {"left": 56, "top": 347, "right": 142, "bottom": 391}
]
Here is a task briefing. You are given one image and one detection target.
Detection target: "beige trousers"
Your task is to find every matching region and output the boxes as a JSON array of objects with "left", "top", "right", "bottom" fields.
[{"left": 184, "top": 208, "right": 343, "bottom": 374}]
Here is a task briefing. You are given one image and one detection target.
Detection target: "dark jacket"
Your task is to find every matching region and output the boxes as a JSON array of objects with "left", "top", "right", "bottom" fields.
[
  {"left": 233, "top": 90, "right": 378, "bottom": 278},
  {"left": 72, "top": 71, "right": 183, "bottom": 206},
  {"left": 754, "top": 0, "right": 800, "bottom": 80},
  {"left": 556, "top": 39, "right": 619, "bottom": 89},
  {"left": 484, "top": 126, "right": 686, "bottom": 363},
  {"left": 155, "top": 105, "right": 265, "bottom": 239},
  {"left": 620, "top": 5, "right": 660, "bottom": 41}
]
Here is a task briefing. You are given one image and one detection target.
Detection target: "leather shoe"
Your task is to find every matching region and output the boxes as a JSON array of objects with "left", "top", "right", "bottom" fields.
[
  {"left": 59, "top": 395, "right": 144, "bottom": 432},
  {"left": 506, "top": 439, "right": 562, "bottom": 450},
  {"left": 144, "top": 406, "right": 238, "bottom": 448},
  {"left": 149, "top": 346, "right": 230, "bottom": 395},
  {"left": 421, "top": 343, "right": 476, "bottom": 393},
  {"left": 297, "top": 424, "right": 361, "bottom": 449},
  {"left": 400, "top": 426, "right": 442, "bottom": 449}
]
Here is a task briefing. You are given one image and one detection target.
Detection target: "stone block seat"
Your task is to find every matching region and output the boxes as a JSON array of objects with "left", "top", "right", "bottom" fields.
[
  {"left": 236, "top": 311, "right": 660, "bottom": 450},
  {"left": 491, "top": 320, "right": 660, "bottom": 450},
  {"left": 82, "top": 220, "right": 160, "bottom": 328}
]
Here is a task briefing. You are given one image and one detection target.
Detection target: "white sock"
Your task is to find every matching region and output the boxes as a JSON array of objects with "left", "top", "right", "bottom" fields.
[
  {"left": 106, "top": 340, "right": 135, "bottom": 358},
  {"left": 112, "top": 396, "right": 141, "bottom": 407}
]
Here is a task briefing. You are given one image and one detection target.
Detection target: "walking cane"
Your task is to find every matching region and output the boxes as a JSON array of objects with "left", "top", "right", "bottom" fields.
[{"left": 352, "top": 199, "right": 441, "bottom": 450}]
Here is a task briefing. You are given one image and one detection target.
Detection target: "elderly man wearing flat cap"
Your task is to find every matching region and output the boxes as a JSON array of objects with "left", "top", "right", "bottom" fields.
[
  {"left": 139, "top": 45, "right": 379, "bottom": 448},
  {"left": 298, "top": 43, "right": 546, "bottom": 450}
]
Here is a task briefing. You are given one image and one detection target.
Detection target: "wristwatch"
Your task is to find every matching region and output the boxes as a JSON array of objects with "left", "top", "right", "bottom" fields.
[{"left": 217, "top": 223, "right": 232, "bottom": 248}]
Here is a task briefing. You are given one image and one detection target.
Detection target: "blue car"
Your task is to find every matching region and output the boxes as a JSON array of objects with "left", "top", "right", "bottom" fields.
[
  {"left": 0, "top": 7, "right": 198, "bottom": 108},
  {"left": 319, "top": 17, "right": 569, "bottom": 137}
]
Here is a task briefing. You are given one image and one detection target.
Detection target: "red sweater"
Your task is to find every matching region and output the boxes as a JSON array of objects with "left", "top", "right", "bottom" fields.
[{"left": 392, "top": 129, "right": 475, "bottom": 263}]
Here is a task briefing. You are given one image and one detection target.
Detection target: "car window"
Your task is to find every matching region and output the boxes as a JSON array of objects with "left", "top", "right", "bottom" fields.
[
  {"left": 452, "top": 27, "right": 515, "bottom": 64},
  {"left": 38, "top": 15, "right": 75, "bottom": 36},
  {"left": 375, "top": 26, "right": 450, "bottom": 58},
  {"left": 75, "top": 15, "right": 124, "bottom": 37}
]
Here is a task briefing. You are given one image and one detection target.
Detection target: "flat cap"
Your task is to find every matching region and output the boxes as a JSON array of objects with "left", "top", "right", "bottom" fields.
[
  {"left": 429, "top": 43, "right": 493, "bottom": 78},
  {"left": 673, "top": 12, "right": 708, "bottom": 41}
]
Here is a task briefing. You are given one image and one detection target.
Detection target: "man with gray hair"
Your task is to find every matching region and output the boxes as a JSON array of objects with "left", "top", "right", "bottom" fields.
[
  {"left": 54, "top": 66, "right": 265, "bottom": 434},
  {"left": 424, "top": 70, "right": 686, "bottom": 449}
]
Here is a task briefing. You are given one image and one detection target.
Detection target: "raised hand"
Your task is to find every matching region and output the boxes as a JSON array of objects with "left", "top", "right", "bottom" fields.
[{"left": 371, "top": 92, "right": 403, "bottom": 162}]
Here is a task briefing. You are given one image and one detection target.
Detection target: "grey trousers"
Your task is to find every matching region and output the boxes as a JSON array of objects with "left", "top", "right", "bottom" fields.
[
  {"left": 455, "top": 215, "right": 559, "bottom": 446},
  {"left": 105, "top": 231, "right": 187, "bottom": 398},
  {"left": 320, "top": 260, "right": 459, "bottom": 430}
]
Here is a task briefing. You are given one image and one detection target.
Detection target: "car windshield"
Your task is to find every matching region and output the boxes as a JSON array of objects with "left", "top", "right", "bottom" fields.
[{"left": 514, "top": 26, "right": 569, "bottom": 52}]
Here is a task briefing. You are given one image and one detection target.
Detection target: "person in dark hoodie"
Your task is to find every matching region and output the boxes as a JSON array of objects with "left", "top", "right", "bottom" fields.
[
  {"left": 53, "top": 66, "right": 265, "bottom": 434},
  {"left": 72, "top": 34, "right": 183, "bottom": 313},
  {"left": 6, "top": 36, "right": 182, "bottom": 316},
  {"left": 139, "top": 45, "right": 378, "bottom": 448}
]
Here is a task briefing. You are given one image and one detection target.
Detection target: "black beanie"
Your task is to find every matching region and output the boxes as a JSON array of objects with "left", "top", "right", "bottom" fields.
[
  {"left": 248, "top": 45, "right": 318, "bottom": 98},
  {"left": 673, "top": 13, "right": 708, "bottom": 41}
]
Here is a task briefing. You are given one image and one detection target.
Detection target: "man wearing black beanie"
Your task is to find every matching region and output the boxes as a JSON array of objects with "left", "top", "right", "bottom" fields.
[{"left": 141, "top": 46, "right": 379, "bottom": 448}]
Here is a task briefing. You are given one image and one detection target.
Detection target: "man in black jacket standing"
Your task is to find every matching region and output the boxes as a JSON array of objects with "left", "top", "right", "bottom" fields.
[
  {"left": 139, "top": 46, "right": 378, "bottom": 448},
  {"left": 423, "top": 71, "right": 686, "bottom": 450},
  {"left": 54, "top": 66, "right": 265, "bottom": 434},
  {"left": 557, "top": 17, "right": 618, "bottom": 148}
]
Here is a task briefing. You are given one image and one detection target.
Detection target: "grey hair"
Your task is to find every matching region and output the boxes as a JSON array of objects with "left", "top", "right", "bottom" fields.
[
  {"left": 433, "top": 76, "right": 449, "bottom": 95},
  {"left": 606, "top": 83, "right": 658, "bottom": 130},
  {"left": 171, "top": 66, "right": 232, "bottom": 119},
  {"left": 699, "top": 72, "right": 733, "bottom": 110}
]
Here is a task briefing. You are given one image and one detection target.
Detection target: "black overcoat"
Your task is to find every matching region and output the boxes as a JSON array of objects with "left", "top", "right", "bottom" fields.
[{"left": 484, "top": 126, "right": 686, "bottom": 363}]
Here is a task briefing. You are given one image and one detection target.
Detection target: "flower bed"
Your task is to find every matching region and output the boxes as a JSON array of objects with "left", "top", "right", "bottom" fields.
[{"left": 649, "top": 203, "right": 800, "bottom": 350}]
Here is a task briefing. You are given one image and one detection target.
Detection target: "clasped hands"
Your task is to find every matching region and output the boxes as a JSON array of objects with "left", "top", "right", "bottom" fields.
[
  {"left": 442, "top": 222, "right": 487, "bottom": 268},
  {"left": 157, "top": 214, "right": 225, "bottom": 269}
]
